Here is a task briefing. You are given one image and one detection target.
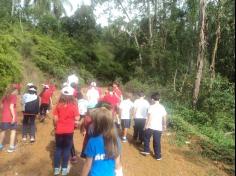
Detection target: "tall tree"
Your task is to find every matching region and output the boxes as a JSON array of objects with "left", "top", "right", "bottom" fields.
[{"left": 192, "top": 0, "right": 206, "bottom": 107}]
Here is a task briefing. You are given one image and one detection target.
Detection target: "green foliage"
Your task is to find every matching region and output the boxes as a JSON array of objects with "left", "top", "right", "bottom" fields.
[{"left": 0, "top": 34, "right": 22, "bottom": 96}]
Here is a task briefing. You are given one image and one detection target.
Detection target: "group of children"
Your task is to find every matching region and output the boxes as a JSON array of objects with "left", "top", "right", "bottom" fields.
[{"left": 0, "top": 74, "right": 167, "bottom": 176}]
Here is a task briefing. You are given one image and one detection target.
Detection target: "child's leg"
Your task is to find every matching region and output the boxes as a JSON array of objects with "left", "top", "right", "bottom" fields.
[
  {"left": 0, "top": 130, "right": 6, "bottom": 145},
  {"left": 9, "top": 129, "right": 16, "bottom": 147},
  {"left": 70, "top": 142, "right": 76, "bottom": 158},
  {"left": 153, "top": 130, "right": 162, "bottom": 159},
  {"left": 62, "top": 134, "right": 73, "bottom": 169},
  {"left": 139, "top": 119, "right": 146, "bottom": 143},
  {"left": 22, "top": 115, "right": 29, "bottom": 138},
  {"left": 133, "top": 119, "right": 138, "bottom": 140},
  {"left": 54, "top": 134, "right": 63, "bottom": 168},
  {"left": 143, "top": 128, "right": 152, "bottom": 153},
  {"left": 29, "top": 115, "right": 36, "bottom": 140}
]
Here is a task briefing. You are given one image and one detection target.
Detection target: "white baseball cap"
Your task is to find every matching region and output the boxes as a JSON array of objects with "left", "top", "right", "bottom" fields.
[
  {"left": 61, "top": 86, "right": 74, "bottom": 96},
  {"left": 27, "top": 82, "right": 34, "bottom": 87},
  {"left": 29, "top": 87, "right": 37, "bottom": 92},
  {"left": 90, "top": 82, "right": 96, "bottom": 87},
  {"left": 44, "top": 84, "right": 49, "bottom": 89}
]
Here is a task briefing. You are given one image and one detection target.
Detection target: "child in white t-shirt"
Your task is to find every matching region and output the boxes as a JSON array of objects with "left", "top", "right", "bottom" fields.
[
  {"left": 141, "top": 92, "right": 167, "bottom": 160},
  {"left": 119, "top": 92, "right": 134, "bottom": 142},
  {"left": 133, "top": 91, "right": 150, "bottom": 144}
]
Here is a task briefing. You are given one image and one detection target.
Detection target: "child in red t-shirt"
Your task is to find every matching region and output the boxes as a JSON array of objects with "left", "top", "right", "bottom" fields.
[
  {"left": 39, "top": 84, "right": 52, "bottom": 122},
  {"left": 53, "top": 86, "right": 80, "bottom": 176},
  {"left": 0, "top": 84, "right": 20, "bottom": 152}
]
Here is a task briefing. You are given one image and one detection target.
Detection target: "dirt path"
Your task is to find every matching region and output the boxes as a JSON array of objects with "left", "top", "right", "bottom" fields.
[{"left": 0, "top": 61, "right": 229, "bottom": 176}]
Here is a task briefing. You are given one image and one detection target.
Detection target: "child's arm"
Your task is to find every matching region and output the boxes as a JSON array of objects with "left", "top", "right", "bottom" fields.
[
  {"left": 144, "top": 114, "right": 150, "bottom": 130},
  {"left": 10, "top": 103, "right": 16, "bottom": 124},
  {"left": 81, "top": 157, "right": 93, "bottom": 176},
  {"left": 162, "top": 114, "right": 167, "bottom": 131}
]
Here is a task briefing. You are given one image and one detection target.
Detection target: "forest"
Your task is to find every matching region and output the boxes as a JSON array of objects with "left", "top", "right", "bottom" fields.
[{"left": 0, "top": 0, "right": 235, "bottom": 174}]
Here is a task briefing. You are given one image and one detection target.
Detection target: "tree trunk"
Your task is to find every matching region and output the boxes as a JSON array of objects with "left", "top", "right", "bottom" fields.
[
  {"left": 11, "top": 0, "right": 15, "bottom": 16},
  {"left": 210, "top": 21, "right": 220, "bottom": 89},
  {"left": 192, "top": 0, "right": 206, "bottom": 107},
  {"left": 173, "top": 69, "right": 178, "bottom": 92},
  {"left": 117, "top": 0, "right": 143, "bottom": 65}
]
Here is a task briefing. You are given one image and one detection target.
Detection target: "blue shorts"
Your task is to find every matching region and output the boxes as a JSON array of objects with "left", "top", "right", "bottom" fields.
[
  {"left": 0, "top": 122, "right": 18, "bottom": 131},
  {"left": 121, "top": 119, "right": 131, "bottom": 128}
]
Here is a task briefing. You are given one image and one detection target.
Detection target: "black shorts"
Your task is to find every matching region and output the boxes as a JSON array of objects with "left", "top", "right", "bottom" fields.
[
  {"left": 121, "top": 119, "right": 131, "bottom": 128},
  {"left": 0, "top": 122, "right": 18, "bottom": 130}
]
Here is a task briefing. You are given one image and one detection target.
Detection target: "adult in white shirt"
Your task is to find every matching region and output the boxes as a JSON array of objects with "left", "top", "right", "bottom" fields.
[
  {"left": 141, "top": 92, "right": 167, "bottom": 160},
  {"left": 86, "top": 82, "right": 100, "bottom": 109},
  {"left": 119, "top": 92, "right": 134, "bottom": 142},
  {"left": 133, "top": 91, "right": 150, "bottom": 144}
]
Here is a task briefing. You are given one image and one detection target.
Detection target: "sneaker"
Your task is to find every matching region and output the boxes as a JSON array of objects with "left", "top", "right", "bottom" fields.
[
  {"left": 122, "top": 138, "right": 127, "bottom": 143},
  {"left": 140, "top": 151, "right": 150, "bottom": 155},
  {"left": 70, "top": 156, "right": 78, "bottom": 164},
  {"left": 30, "top": 138, "right": 35, "bottom": 143},
  {"left": 22, "top": 137, "right": 27, "bottom": 142},
  {"left": 156, "top": 158, "right": 162, "bottom": 161},
  {"left": 61, "top": 168, "right": 68, "bottom": 176},
  {"left": 0, "top": 144, "right": 3, "bottom": 151},
  {"left": 54, "top": 168, "right": 60, "bottom": 175},
  {"left": 7, "top": 146, "right": 16, "bottom": 153}
]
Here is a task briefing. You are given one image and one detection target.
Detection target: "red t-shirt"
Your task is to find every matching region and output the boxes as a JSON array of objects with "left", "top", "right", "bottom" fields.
[
  {"left": 101, "top": 93, "right": 119, "bottom": 115},
  {"left": 1, "top": 95, "right": 17, "bottom": 123},
  {"left": 40, "top": 89, "right": 52, "bottom": 104},
  {"left": 53, "top": 103, "right": 79, "bottom": 134},
  {"left": 49, "top": 84, "right": 56, "bottom": 94},
  {"left": 113, "top": 87, "right": 122, "bottom": 103}
]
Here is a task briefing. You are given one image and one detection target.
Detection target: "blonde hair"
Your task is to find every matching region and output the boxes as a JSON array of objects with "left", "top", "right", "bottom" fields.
[{"left": 92, "top": 107, "right": 119, "bottom": 158}]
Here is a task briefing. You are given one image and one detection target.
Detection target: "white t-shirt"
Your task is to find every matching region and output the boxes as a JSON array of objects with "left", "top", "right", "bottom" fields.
[
  {"left": 146, "top": 102, "right": 167, "bottom": 131},
  {"left": 67, "top": 74, "right": 79, "bottom": 85},
  {"left": 119, "top": 99, "right": 134, "bottom": 119},
  {"left": 86, "top": 87, "right": 100, "bottom": 108},
  {"left": 134, "top": 98, "right": 150, "bottom": 119},
  {"left": 78, "top": 99, "right": 89, "bottom": 115}
]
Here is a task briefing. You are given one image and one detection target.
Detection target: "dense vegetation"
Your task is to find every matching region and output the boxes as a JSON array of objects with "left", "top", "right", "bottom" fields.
[{"left": 0, "top": 0, "right": 234, "bottom": 174}]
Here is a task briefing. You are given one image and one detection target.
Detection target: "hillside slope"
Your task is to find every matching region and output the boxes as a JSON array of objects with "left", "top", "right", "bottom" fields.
[{"left": 0, "top": 60, "right": 230, "bottom": 176}]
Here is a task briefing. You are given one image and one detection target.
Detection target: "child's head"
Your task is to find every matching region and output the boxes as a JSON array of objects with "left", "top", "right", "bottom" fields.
[
  {"left": 138, "top": 91, "right": 145, "bottom": 98},
  {"left": 58, "top": 86, "right": 75, "bottom": 104},
  {"left": 151, "top": 92, "right": 160, "bottom": 102},
  {"left": 123, "top": 92, "right": 132, "bottom": 100},
  {"left": 92, "top": 107, "right": 119, "bottom": 158},
  {"left": 5, "top": 83, "right": 21, "bottom": 97},
  {"left": 28, "top": 85, "right": 37, "bottom": 94}
]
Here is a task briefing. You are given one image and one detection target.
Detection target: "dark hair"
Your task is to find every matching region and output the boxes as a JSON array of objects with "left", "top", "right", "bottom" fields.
[
  {"left": 123, "top": 92, "right": 132, "bottom": 99},
  {"left": 58, "top": 94, "right": 76, "bottom": 104},
  {"left": 70, "top": 82, "right": 77, "bottom": 89},
  {"left": 77, "top": 91, "right": 83, "bottom": 99},
  {"left": 92, "top": 108, "right": 119, "bottom": 158},
  {"left": 107, "top": 85, "right": 113, "bottom": 92},
  {"left": 138, "top": 91, "right": 145, "bottom": 97},
  {"left": 151, "top": 92, "right": 160, "bottom": 101}
]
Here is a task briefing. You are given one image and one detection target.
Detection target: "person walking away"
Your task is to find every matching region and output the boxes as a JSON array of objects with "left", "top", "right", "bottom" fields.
[
  {"left": 86, "top": 82, "right": 100, "bottom": 109},
  {"left": 141, "top": 92, "right": 167, "bottom": 160},
  {"left": 81, "top": 107, "right": 123, "bottom": 176},
  {"left": 101, "top": 86, "right": 119, "bottom": 122},
  {"left": 113, "top": 81, "right": 123, "bottom": 104},
  {"left": 39, "top": 84, "right": 52, "bottom": 122},
  {"left": 119, "top": 92, "right": 134, "bottom": 142},
  {"left": 53, "top": 86, "right": 80, "bottom": 176},
  {"left": 0, "top": 84, "right": 21, "bottom": 152},
  {"left": 133, "top": 91, "right": 150, "bottom": 144},
  {"left": 22, "top": 86, "right": 39, "bottom": 142}
]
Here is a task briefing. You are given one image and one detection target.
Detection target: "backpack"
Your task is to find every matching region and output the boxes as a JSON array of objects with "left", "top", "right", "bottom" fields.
[{"left": 24, "top": 97, "right": 40, "bottom": 114}]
